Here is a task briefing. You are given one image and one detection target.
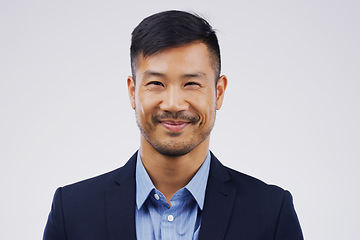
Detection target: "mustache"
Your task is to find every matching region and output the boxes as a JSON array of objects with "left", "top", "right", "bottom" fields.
[{"left": 152, "top": 111, "right": 200, "bottom": 124}]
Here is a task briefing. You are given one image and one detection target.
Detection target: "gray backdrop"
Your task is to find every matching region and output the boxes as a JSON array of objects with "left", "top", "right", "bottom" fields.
[{"left": 1, "top": 0, "right": 359, "bottom": 239}]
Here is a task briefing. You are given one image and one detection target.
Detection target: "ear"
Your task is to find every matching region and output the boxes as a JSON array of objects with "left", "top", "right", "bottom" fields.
[
  {"left": 127, "top": 76, "right": 136, "bottom": 110},
  {"left": 215, "top": 75, "right": 228, "bottom": 110}
]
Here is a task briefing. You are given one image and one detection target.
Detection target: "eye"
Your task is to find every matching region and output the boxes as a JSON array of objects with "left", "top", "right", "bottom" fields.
[
  {"left": 184, "top": 82, "right": 200, "bottom": 87},
  {"left": 147, "top": 81, "right": 164, "bottom": 87}
]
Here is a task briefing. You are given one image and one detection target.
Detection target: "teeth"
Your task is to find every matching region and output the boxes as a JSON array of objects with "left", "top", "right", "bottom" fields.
[
  {"left": 161, "top": 121, "right": 189, "bottom": 131},
  {"left": 163, "top": 121, "right": 187, "bottom": 125}
]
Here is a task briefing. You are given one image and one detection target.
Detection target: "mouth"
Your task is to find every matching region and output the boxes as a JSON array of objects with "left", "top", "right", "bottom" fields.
[{"left": 160, "top": 120, "right": 190, "bottom": 132}]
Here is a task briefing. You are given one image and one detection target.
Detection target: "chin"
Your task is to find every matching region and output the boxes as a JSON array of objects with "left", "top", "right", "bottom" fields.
[
  {"left": 153, "top": 147, "right": 193, "bottom": 157},
  {"left": 147, "top": 138, "right": 197, "bottom": 157}
]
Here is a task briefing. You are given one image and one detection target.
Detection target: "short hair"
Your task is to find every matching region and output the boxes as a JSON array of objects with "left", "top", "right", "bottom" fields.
[{"left": 130, "top": 10, "right": 221, "bottom": 81}]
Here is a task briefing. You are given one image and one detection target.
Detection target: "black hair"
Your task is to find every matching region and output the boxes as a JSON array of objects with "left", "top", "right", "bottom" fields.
[{"left": 130, "top": 10, "right": 221, "bottom": 80}]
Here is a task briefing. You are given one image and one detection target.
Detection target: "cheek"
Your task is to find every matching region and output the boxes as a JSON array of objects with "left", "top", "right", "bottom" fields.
[
  {"left": 136, "top": 100, "right": 145, "bottom": 116},
  {"left": 136, "top": 93, "right": 159, "bottom": 118},
  {"left": 188, "top": 93, "right": 216, "bottom": 121}
]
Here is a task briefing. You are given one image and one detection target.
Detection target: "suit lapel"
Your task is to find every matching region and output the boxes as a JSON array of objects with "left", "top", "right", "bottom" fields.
[
  {"left": 198, "top": 153, "right": 237, "bottom": 240},
  {"left": 104, "top": 152, "right": 236, "bottom": 240},
  {"left": 106, "top": 153, "right": 137, "bottom": 240}
]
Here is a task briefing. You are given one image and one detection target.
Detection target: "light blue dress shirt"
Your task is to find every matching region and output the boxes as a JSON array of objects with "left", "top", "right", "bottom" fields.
[{"left": 135, "top": 151, "right": 211, "bottom": 240}]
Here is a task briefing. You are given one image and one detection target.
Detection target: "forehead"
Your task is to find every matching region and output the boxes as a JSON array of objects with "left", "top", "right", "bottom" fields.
[{"left": 135, "top": 42, "right": 215, "bottom": 78}]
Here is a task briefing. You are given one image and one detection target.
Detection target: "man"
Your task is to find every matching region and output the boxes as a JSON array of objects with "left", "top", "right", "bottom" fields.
[{"left": 43, "top": 10, "right": 303, "bottom": 240}]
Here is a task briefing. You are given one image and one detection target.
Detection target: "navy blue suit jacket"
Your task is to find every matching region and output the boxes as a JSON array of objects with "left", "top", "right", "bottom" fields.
[{"left": 43, "top": 152, "right": 303, "bottom": 240}]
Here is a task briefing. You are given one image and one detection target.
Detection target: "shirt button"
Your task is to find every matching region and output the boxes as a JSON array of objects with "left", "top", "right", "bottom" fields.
[
  {"left": 167, "top": 215, "right": 174, "bottom": 222},
  {"left": 154, "top": 193, "right": 160, "bottom": 200}
]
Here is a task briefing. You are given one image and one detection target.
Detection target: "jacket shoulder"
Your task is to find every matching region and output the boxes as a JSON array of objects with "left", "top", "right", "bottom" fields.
[
  {"left": 226, "top": 166, "right": 285, "bottom": 195},
  {"left": 61, "top": 152, "right": 137, "bottom": 196},
  {"left": 210, "top": 152, "right": 285, "bottom": 197},
  {"left": 209, "top": 152, "right": 288, "bottom": 213},
  {"left": 207, "top": 154, "right": 303, "bottom": 239}
]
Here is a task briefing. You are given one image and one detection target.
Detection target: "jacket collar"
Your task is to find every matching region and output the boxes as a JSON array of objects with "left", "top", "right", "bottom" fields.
[
  {"left": 106, "top": 151, "right": 137, "bottom": 240},
  {"left": 105, "top": 151, "right": 236, "bottom": 240},
  {"left": 198, "top": 152, "right": 237, "bottom": 240}
]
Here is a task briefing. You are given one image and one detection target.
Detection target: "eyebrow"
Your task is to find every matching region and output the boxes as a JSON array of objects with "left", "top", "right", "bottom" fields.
[
  {"left": 142, "top": 70, "right": 166, "bottom": 79},
  {"left": 142, "top": 70, "right": 207, "bottom": 79},
  {"left": 183, "top": 72, "right": 206, "bottom": 78}
]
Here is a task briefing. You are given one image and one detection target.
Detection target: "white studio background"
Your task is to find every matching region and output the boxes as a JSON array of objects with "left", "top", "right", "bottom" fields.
[{"left": 0, "top": 1, "right": 359, "bottom": 239}]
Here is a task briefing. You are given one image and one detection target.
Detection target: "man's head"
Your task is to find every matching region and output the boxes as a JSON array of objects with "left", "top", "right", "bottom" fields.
[
  {"left": 128, "top": 11, "right": 227, "bottom": 157},
  {"left": 130, "top": 10, "right": 221, "bottom": 81}
]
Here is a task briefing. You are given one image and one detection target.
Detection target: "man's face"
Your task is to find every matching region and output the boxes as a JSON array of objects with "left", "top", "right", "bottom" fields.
[{"left": 128, "top": 42, "right": 227, "bottom": 156}]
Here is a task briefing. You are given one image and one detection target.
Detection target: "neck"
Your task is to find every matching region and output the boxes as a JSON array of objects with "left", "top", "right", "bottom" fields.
[{"left": 139, "top": 136, "right": 209, "bottom": 204}]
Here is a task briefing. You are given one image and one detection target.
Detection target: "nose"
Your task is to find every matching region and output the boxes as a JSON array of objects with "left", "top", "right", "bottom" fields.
[{"left": 159, "top": 86, "right": 189, "bottom": 112}]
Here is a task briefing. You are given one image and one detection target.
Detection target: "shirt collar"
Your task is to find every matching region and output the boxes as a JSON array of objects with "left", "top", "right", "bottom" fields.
[
  {"left": 135, "top": 151, "right": 155, "bottom": 210},
  {"left": 135, "top": 151, "right": 211, "bottom": 210},
  {"left": 184, "top": 151, "right": 211, "bottom": 210}
]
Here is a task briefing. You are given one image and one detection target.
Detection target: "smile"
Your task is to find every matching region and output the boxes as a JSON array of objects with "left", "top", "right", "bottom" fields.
[{"left": 160, "top": 120, "right": 190, "bottom": 132}]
